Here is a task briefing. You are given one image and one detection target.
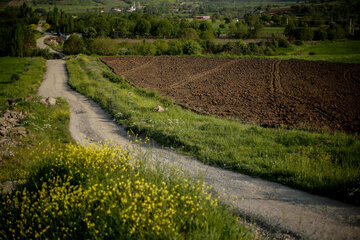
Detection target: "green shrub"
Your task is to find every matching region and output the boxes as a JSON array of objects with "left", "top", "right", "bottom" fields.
[
  {"left": 134, "top": 41, "right": 156, "bottom": 56},
  {"left": 153, "top": 40, "right": 169, "bottom": 56},
  {"left": 182, "top": 40, "right": 202, "bottom": 55},
  {"left": 167, "top": 40, "right": 183, "bottom": 55},
  {"left": 277, "top": 38, "right": 290, "bottom": 48},
  {"left": 91, "top": 38, "right": 118, "bottom": 56},
  {"left": 63, "top": 34, "right": 84, "bottom": 55}
]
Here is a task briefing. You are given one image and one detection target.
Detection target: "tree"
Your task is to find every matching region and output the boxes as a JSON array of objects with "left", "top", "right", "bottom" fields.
[
  {"left": 135, "top": 18, "right": 151, "bottom": 36},
  {"left": 156, "top": 19, "right": 173, "bottom": 38},
  {"left": 63, "top": 34, "right": 84, "bottom": 55},
  {"left": 11, "top": 23, "right": 24, "bottom": 57},
  {"left": 200, "top": 29, "right": 215, "bottom": 41},
  {"left": 83, "top": 27, "right": 97, "bottom": 38},
  {"left": 180, "top": 28, "right": 199, "bottom": 40}
]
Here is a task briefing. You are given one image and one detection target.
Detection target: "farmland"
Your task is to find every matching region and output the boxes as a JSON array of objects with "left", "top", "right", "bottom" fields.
[{"left": 101, "top": 56, "right": 360, "bottom": 135}]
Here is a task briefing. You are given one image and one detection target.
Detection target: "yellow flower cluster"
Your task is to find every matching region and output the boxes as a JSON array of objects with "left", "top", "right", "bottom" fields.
[{"left": 1, "top": 142, "right": 219, "bottom": 239}]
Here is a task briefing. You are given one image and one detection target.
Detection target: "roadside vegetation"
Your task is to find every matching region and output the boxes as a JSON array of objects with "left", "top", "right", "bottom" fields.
[
  {"left": 0, "top": 57, "right": 72, "bottom": 183},
  {"left": 0, "top": 57, "right": 257, "bottom": 239},
  {"left": 67, "top": 55, "right": 360, "bottom": 204}
]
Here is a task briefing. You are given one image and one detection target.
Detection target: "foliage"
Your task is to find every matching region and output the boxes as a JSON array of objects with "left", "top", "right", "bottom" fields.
[
  {"left": 182, "top": 40, "right": 202, "bottom": 55},
  {"left": 167, "top": 40, "right": 183, "bottom": 55},
  {"left": 63, "top": 34, "right": 84, "bottom": 55},
  {"left": 153, "top": 40, "right": 169, "bottom": 55},
  {"left": 134, "top": 41, "right": 157, "bottom": 56},
  {"left": 91, "top": 38, "right": 118, "bottom": 56},
  {"left": 0, "top": 3, "right": 38, "bottom": 57},
  {"left": 0, "top": 143, "right": 255, "bottom": 239}
]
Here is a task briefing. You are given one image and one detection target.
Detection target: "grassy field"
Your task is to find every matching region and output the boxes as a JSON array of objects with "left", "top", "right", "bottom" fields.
[
  {"left": 272, "top": 40, "right": 360, "bottom": 63},
  {"left": 0, "top": 57, "right": 257, "bottom": 239},
  {"left": 67, "top": 55, "right": 360, "bottom": 204}
]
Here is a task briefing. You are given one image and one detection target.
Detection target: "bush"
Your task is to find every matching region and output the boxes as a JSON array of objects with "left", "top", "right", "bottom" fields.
[
  {"left": 134, "top": 41, "right": 156, "bottom": 56},
  {"left": 153, "top": 40, "right": 169, "bottom": 55},
  {"left": 182, "top": 40, "right": 202, "bottom": 55},
  {"left": 277, "top": 38, "right": 290, "bottom": 48},
  {"left": 167, "top": 40, "right": 183, "bottom": 55},
  {"left": 91, "top": 38, "right": 118, "bottom": 56},
  {"left": 63, "top": 34, "right": 84, "bottom": 55}
]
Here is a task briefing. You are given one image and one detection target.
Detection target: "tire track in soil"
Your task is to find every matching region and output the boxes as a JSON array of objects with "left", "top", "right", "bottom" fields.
[
  {"left": 272, "top": 60, "right": 343, "bottom": 127},
  {"left": 344, "top": 69, "right": 360, "bottom": 85},
  {"left": 167, "top": 59, "right": 238, "bottom": 90},
  {"left": 122, "top": 58, "right": 156, "bottom": 76}
]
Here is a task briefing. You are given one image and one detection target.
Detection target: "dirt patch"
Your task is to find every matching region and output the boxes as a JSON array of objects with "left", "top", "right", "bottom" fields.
[{"left": 101, "top": 56, "right": 360, "bottom": 135}]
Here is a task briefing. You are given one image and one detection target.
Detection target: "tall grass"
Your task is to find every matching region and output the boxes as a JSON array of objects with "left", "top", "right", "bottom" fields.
[
  {"left": 0, "top": 142, "right": 256, "bottom": 239},
  {"left": 67, "top": 55, "right": 360, "bottom": 204}
]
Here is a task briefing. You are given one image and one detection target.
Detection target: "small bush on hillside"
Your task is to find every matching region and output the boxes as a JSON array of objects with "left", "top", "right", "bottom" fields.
[
  {"left": 63, "top": 34, "right": 84, "bottom": 55},
  {"left": 277, "top": 38, "right": 290, "bottom": 48},
  {"left": 182, "top": 40, "right": 202, "bottom": 55},
  {"left": 153, "top": 40, "right": 169, "bottom": 55},
  {"left": 134, "top": 41, "right": 156, "bottom": 56},
  {"left": 91, "top": 38, "right": 118, "bottom": 56},
  {"left": 167, "top": 40, "right": 183, "bottom": 55}
]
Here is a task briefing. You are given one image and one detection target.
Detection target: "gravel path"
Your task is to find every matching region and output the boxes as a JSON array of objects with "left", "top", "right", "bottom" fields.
[{"left": 37, "top": 36, "right": 360, "bottom": 240}]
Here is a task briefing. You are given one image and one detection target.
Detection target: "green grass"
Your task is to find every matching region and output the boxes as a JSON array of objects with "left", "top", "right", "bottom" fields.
[
  {"left": 0, "top": 142, "right": 256, "bottom": 239},
  {"left": 271, "top": 40, "right": 360, "bottom": 63},
  {"left": 67, "top": 55, "right": 360, "bottom": 205},
  {"left": 0, "top": 57, "right": 73, "bottom": 182}
]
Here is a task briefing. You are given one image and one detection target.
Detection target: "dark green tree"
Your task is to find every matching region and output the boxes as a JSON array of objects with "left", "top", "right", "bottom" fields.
[
  {"left": 63, "top": 34, "right": 84, "bottom": 55},
  {"left": 11, "top": 23, "right": 24, "bottom": 57}
]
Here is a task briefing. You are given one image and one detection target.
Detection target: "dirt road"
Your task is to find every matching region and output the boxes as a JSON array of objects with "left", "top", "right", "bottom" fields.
[{"left": 37, "top": 39, "right": 360, "bottom": 240}]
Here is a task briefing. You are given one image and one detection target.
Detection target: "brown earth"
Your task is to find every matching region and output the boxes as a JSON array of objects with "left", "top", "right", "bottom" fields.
[{"left": 101, "top": 56, "right": 360, "bottom": 134}]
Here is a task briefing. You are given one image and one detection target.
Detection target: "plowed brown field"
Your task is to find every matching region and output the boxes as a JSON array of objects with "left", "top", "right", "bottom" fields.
[{"left": 101, "top": 56, "right": 360, "bottom": 134}]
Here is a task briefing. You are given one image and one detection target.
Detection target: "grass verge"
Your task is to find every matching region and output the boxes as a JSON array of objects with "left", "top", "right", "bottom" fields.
[
  {"left": 67, "top": 55, "right": 360, "bottom": 204},
  {"left": 0, "top": 142, "right": 256, "bottom": 239},
  {"left": 0, "top": 57, "right": 72, "bottom": 183}
]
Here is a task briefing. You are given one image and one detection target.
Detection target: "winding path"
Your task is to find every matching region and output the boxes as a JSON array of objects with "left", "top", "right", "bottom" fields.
[{"left": 36, "top": 34, "right": 360, "bottom": 240}]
